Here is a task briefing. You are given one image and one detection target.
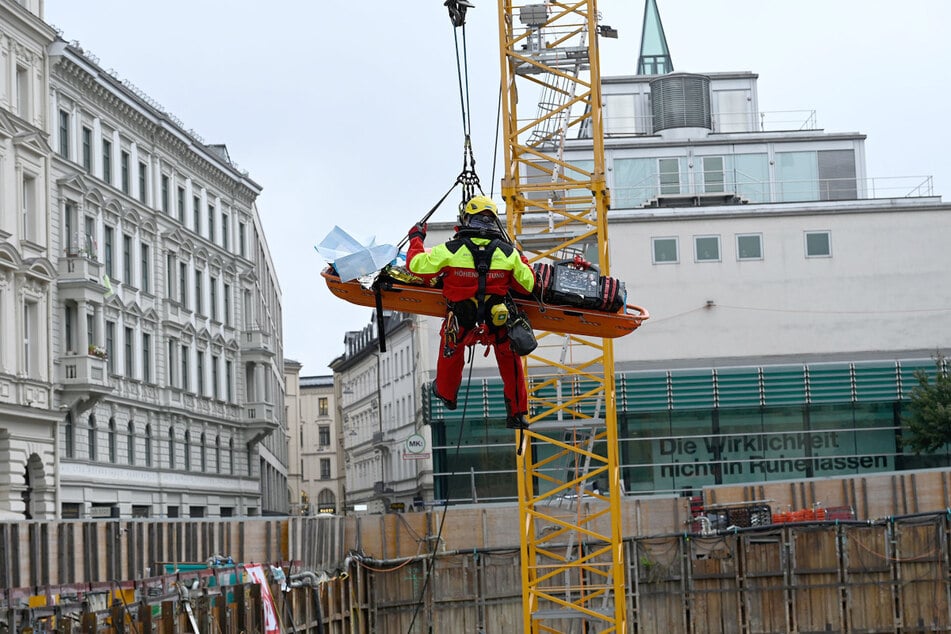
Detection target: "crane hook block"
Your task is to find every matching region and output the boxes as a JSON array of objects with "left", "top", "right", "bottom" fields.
[{"left": 445, "top": 0, "right": 475, "bottom": 28}]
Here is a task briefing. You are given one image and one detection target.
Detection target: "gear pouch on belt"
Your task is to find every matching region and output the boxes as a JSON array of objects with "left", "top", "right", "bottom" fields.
[{"left": 506, "top": 305, "right": 537, "bottom": 356}]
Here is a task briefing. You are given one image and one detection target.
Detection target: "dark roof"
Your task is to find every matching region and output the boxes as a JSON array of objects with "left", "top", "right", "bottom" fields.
[{"left": 300, "top": 375, "right": 334, "bottom": 388}]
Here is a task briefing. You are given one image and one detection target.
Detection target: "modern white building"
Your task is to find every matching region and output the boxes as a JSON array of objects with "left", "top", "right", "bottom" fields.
[
  {"left": 330, "top": 312, "right": 436, "bottom": 513},
  {"left": 416, "top": 0, "right": 951, "bottom": 503},
  {"left": 0, "top": 1, "right": 287, "bottom": 519}
]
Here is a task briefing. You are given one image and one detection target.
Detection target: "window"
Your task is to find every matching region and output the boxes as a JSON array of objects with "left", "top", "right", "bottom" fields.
[
  {"left": 122, "top": 234, "right": 132, "bottom": 283},
  {"left": 702, "top": 156, "right": 724, "bottom": 193},
  {"left": 168, "top": 428, "right": 176, "bottom": 469},
  {"left": 208, "top": 204, "right": 215, "bottom": 241},
  {"left": 88, "top": 414, "right": 97, "bottom": 460},
  {"left": 138, "top": 161, "right": 147, "bottom": 203},
  {"left": 215, "top": 436, "right": 221, "bottom": 474},
  {"left": 104, "top": 226, "right": 115, "bottom": 277},
  {"left": 776, "top": 151, "right": 818, "bottom": 202},
  {"left": 319, "top": 397, "right": 329, "bottom": 417},
  {"left": 65, "top": 413, "right": 74, "bottom": 458},
  {"left": 181, "top": 345, "right": 189, "bottom": 392},
  {"left": 212, "top": 355, "right": 220, "bottom": 400},
  {"left": 197, "top": 350, "right": 205, "bottom": 395},
  {"left": 319, "top": 426, "right": 330, "bottom": 447},
  {"left": 659, "top": 158, "right": 680, "bottom": 195},
  {"left": 140, "top": 243, "right": 150, "bottom": 292},
  {"left": 145, "top": 425, "right": 153, "bottom": 467},
  {"left": 652, "top": 237, "right": 679, "bottom": 264},
  {"left": 82, "top": 126, "right": 92, "bottom": 170},
  {"left": 239, "top": 222, "right": 247, "bottom": 257},
  {"left": 108, "top": 417, "right": 117, "bottom": 462},
  {"left": 166, "top": 253, "right": 175, "bottom": 295},
  {"left": 167, "top": 339, "right": 177, "bottom": 387},
  {"left": 120, "top": 150, "right": 130, "bottom": 194},
  {"left": 193, "top": 195, "right": 201, "bottom": 233},
  {"left": 161, "top": 175, "right": 169, "bottom": 213},
  {"left": 83, "top": 216, "right": 95, "bottom": 257},
  {"left": 15, "top": 65, "right": 29, "bottom": 118},
  {"left": 818, "top": 149, "right": 857, "bottom": 201},
  {"left": 221, "top": 214, "right": 229, "bottom": 250},
  {"left": 23, "top": 301, "right": 38, "bottom": 376},
  {"left": 142, "top": 333, "right": 151, "bottom": 383},
  {"left": 200, "top": 433, "right": 206, "bottom": 472},
  {"left": 195, "top": 270, "right": 203, "bottom": 314},
  {"left": 184, "top": 431, "right": 191, "bottom": 470},
  {"left": 64, "top": 202, "right": 75, "bottom": 254},
  {"left": 226, "top": 360, "right": 234, "bottom": 402},
  {"left": 102, "top": 138, "right": 112, "bottom": 184},
  {"left": 124, "top": 327, "right": 134, "bottom": 376},
  {"left": 320, "top": 459, "right": 331, "bottom": 480},
  {"left": 694, "top": 235, "right": 720, "bottom": 262},
  {"left": 178, "top": 262, "right": 187, "bottom": 306},
  {"left": 105, "top": 321, "right": 115, "bottom": 374},
  {"left": 223, "top": 283, "right": 231, "bottom": 326},
  {"left": 58, "top": 109, "right": 70, "bottom": 158},
  {"left": 209, "top": 276, "right": 218, "bottom": 321},
  {"left": 736, "top": 234, "right": 763, "bottom": 260},
  {"left": 177, "top": 186, "right": 185, "bottom": 223},
  {"left": 805, "top": 231, "right": 831, "bottom": 257},
  {"left": 127, "top": 421, "right": 135, "bottom": 465},
  {"left": 21, "top": 173, "right": 36, "bottom": 241},
  {"left": 229, "top": 438, "right": 235, "bottom": 475}
]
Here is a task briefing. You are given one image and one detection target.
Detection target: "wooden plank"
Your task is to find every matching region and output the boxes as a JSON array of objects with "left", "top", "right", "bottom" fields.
[
  {"left": 741, "top": 531, "right": 789, "bottom": 634},
  {"left": 842, "top": 524, "right": 896, "bottom": 633},
  {"left": 790, "top": 527, "right": 842, "bottom": 633},
  {"left": 895, "top": 518, "right": 949, "bottom": 632},
  {"left": 634, "top": 537, "right": 687, "bottom": 634},
  {"left": 688, "top": 536, "right": 740, "bottom": 634}
]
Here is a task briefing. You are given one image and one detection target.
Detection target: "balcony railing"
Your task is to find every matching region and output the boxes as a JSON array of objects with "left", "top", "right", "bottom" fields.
[
  {"left": 59, "top": 354, "right": 110, "bottom": 389},
  {"left": 241, "top": 330, "right": 274, "bottom": 357},
  {"left": 608, "top": 175, "right": 935, "bottom": 210},
  {"left": 246, "top": 401, "right": 277, "bottom": 428},
  {"left": 57, "top": 254, "right": 102, "bottom": 284}
]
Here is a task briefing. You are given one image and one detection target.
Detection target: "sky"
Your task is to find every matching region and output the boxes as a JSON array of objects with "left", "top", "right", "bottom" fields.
[{"left": 45, "top": 1, "right": 951, "bottom": 376}]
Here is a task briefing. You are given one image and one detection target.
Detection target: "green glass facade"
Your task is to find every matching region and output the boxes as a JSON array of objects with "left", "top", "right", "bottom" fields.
[{"left": 427, "top": 359, "right": 947, "bottom": 503}]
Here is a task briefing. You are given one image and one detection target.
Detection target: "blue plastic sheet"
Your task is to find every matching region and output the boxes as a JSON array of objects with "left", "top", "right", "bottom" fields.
[{"left": 315, "top": 226, "right": 398, "bottom": 282}]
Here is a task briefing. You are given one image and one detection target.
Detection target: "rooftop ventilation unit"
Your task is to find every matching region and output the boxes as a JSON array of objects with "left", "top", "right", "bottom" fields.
[{"left": 649, "top": 73, "right": 711, "bottom": 132}]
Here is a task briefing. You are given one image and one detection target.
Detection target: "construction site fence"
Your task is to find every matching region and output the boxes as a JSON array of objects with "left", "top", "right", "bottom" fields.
[{"left": 5, "top": 512, "right": 951, "bottom": 632}]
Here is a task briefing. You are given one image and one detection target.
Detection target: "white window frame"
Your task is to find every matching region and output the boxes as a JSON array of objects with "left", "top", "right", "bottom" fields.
[
  {"left": 736, "top": 233, "right": 764, "bottom": 261},
  {"left": 694, "top": 235, "right": 721, "bottom": 263},
  {"left": 651, "top": 236, "right": 679, "bottom": 264},
  {"left": 804, "top": 230, "right": 832, "bottom": 258}
]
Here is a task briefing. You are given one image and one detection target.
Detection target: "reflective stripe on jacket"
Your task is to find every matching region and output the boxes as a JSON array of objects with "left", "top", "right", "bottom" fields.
[{"left": 407, "top": 234, "right": 535, "bottom": 302}]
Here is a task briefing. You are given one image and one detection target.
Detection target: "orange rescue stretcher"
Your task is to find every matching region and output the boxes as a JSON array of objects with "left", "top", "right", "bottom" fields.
[{"left": 322, "top": 267, "right": 649, "bottom": 339}]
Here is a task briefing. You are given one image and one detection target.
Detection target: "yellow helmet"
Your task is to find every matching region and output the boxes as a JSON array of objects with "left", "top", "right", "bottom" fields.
[{"left": 462, "top": 195, "right": 498, "bottom": 217}]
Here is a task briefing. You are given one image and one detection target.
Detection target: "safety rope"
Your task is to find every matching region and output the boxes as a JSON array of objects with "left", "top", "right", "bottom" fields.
[
  {"left": 447, "top": 0, "right": 483, "bottom": 206},
  {"left": 405, "top": 352, "right": 479, "bottom": 634}
]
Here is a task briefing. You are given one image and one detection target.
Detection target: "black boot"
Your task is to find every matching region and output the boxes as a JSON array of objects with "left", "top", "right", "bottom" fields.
[
  {"left": 505, "top": 413, "right": 529, "bottom": 430},
  {"left": 432, "top": 383, "right": 457, "bottom": 411}
]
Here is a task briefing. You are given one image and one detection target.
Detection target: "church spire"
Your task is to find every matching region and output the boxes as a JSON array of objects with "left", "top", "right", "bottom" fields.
[{"left": 637, "top": 0, "right": 673, "bottom": 75}]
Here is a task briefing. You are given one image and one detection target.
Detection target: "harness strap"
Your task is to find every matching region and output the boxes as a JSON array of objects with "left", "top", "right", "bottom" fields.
[{"left": 461, "top": 236, "right": 499, "bottom": 324}]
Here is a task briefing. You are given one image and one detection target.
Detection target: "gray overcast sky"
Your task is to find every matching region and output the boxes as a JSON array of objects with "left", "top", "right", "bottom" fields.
[{"left": 45, "top": 1, "right": 951, "bottom": 376}]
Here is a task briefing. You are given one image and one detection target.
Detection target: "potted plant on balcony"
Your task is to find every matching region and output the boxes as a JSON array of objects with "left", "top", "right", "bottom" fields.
[{"left": 88, "top": 344, "right": 108, "bottom": 360}]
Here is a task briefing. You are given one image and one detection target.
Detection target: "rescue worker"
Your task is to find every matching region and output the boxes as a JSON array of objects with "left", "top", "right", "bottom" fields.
[{"left": 406, "top": 195, "right": 536, "bottom": 429}]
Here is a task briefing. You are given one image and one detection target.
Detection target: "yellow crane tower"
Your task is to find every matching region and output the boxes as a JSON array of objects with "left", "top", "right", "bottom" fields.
[{"left": 496, "top": 1, "right": 634, "bottom": 631}]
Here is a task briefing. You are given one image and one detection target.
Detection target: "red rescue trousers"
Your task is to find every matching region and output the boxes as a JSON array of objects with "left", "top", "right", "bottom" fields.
[{"left": 435, "top": 319, "right": 528, "bottom": 417}]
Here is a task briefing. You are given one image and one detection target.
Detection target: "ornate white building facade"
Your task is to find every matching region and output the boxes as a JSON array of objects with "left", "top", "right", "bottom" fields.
[
  {"left": 331, "top": 312, "right": 435, "bottom": 514},
  {"left": 0, "top": 0, "right": 287, "bottom": 519}
]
